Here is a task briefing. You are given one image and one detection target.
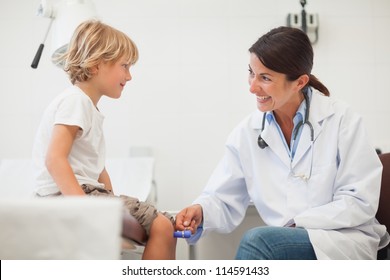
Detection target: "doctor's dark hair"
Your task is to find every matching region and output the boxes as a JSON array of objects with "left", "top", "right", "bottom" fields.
[
  {"left": 249, "top": 26, "right": 330, "bottom": 96},
  {"left": 53, "top": 20, "right": 139, "bottom": 85}
]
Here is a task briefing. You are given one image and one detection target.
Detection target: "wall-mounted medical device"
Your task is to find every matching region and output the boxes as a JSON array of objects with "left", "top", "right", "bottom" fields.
[
  {"left": 31, "top": 0, "right": 98, "bottom": 69},
  {"left": 287, "top": 0, "right": 319, "bottom": 44}
]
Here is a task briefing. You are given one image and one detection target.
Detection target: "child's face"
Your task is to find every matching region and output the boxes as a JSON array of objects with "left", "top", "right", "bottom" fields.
[{"left": 95, "top": 56, "right": 132, "bottom": 99}]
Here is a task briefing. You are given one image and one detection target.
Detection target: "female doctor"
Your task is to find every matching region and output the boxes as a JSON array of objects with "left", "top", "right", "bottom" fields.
[{"left": 175, "top": 26, "right": 390, "bottom": 259}]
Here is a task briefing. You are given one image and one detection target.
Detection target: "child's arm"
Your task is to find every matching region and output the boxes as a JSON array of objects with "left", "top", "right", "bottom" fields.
[
  {"left": 98, "top": 167, "right": 113, "bottom": 194},
  {"left": 45, "top": 124, "right": 85, "bottom": 195}
]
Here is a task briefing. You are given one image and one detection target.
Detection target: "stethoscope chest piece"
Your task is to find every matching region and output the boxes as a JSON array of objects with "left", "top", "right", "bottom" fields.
[
  {"left": 258, "top": 134, "right": 268, "bottom": 149},
  {"left": 258, "top": 111, "right": 269, "bottom": 149}
]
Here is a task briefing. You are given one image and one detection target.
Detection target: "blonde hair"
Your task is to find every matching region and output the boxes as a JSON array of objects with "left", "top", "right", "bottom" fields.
[{"left": 54, "top": 20, "right": 139, "bottom": 84}]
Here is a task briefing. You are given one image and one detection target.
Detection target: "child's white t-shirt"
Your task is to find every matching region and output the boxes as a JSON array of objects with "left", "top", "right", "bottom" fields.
[{"left": 32, "top": 85, "right": 106, "bottom": 196}]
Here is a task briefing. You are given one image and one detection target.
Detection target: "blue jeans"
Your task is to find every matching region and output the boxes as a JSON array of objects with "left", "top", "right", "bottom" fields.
[{"left": 235, "top": 226, "right": 317, "bottom": 260}]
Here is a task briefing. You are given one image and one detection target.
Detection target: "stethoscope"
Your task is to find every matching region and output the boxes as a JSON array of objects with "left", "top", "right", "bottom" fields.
[{"left": 257, "top": 90, "right": 314, "bottom": 181}]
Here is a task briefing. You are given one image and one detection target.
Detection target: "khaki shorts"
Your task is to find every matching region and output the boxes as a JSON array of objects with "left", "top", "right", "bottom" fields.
[{"left": 42, "top": 184, "right": 174, "bottom": 236}]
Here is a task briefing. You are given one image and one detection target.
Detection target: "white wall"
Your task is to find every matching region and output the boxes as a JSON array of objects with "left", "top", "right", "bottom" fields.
[{"left": 1, "top": 0, "right": 390, "bottom": 259}]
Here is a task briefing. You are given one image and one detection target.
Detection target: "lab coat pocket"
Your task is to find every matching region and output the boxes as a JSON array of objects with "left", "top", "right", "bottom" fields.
[{"left": 308, "top": 162, "right": 337, "bottom": 206}]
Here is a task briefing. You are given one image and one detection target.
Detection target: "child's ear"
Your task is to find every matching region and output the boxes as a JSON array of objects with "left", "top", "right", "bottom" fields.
[{"left": 90, "top": 65, "right": 99, "bottom": 75}]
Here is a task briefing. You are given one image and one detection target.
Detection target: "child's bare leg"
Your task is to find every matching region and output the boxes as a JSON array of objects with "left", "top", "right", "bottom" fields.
[{"left": 142, "top": 213, "right": 177, "bottom": 260}]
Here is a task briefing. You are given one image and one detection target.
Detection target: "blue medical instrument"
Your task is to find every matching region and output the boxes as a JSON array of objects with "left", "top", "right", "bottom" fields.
[{"left": 174, "top": 230, "right": 192, "bottom": 238}]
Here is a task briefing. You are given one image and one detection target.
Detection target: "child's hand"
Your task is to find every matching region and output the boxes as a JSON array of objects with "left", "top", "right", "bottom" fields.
[{"left": 174, "top": 204, "right": 203, "bottom": 234}]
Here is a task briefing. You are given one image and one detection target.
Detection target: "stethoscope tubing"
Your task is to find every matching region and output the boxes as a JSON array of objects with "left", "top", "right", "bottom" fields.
[
  {"left": 257, "top": 90, "right": 314, "bottom": 180},
  {"left": 258, "top": 90, "right": 314, "bottom": 148}
]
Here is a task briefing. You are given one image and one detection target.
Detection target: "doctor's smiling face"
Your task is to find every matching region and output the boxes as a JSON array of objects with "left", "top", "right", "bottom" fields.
[{"left": 248, "top": 52, "right": 306, "bottom": 115}]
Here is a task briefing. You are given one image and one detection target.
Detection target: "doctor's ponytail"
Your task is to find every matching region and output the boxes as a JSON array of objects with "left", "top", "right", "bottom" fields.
[{"left": 308, "top": 74, "right": 330, "bottom": 97}]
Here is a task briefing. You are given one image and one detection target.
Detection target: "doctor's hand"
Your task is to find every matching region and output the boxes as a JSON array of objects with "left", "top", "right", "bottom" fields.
[{"left": 174, "top": 204, "right": 203, "bottom": 235}]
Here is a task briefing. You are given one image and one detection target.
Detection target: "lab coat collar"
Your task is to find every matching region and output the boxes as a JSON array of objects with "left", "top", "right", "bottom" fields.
[
  {"left": 250, "top": 110, "right": 264, "bottom": 130},
  {"left": 292, "top": 92, "right": 335, "bottom": 165},
  {"left": 250, "top": 110, "right": 291, "bottom": 167}
]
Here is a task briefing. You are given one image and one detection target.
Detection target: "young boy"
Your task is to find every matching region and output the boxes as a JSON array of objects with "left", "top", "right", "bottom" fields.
[{"left": 32, "top": 20, "right": 176, "bottom": 259}]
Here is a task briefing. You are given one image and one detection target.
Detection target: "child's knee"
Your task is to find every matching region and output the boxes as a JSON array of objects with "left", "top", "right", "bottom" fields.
[{"left": 150, "top": 213, "right": 174, "bottom": 235}]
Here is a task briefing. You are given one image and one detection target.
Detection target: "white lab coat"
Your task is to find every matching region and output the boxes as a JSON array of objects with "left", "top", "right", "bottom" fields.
[{"left": 193, "top": 91, "right": 390, "bottom": 259}]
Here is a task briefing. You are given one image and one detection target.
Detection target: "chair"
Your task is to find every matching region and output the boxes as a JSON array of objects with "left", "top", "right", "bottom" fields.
[{"left": 377, "top": 153, "right": 390, "bottom": 259}]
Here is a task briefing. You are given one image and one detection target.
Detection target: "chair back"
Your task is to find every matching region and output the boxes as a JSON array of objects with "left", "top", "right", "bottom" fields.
[
  {"left": 377, "top": 153, "right": 390, "bottom": 259},
  {"left": 377, "top": 153, "right": 390, "bottom": 232}
]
